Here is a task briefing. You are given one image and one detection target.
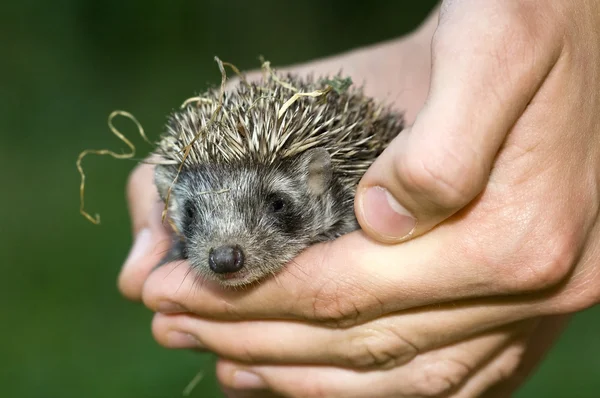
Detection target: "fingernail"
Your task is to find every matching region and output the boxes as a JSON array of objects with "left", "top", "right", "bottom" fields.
[
  {"left": 124, "top": 228, "right": 152, "bottom": 268},
  {"left": 233, "top": 370, "right": 267, "bottom": 389},
  {"left": 166, "top": 331, "right": 201, "bottom": 348},
  {"left": 157, "top": 301, "right": 187, "bottom": 313},
  {"left": 361, "top": 186, "right": 416, "bottom": 240}
]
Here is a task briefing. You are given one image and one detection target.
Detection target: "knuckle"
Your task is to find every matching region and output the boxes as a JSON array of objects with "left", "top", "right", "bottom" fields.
[
  {"left": 512, "top": 230, "right": 578, "bottom": 292},
  {"left": 307, "top": 275, "right": 381, "bottom": 328},
  {"left": 311, "top": 283, "right": 359, "bottom": 327},
  {"left": 553, "top": 258, "right": 600, "bottom": 313},
  {"left": 400, "top": 146, "right": 485, "bottom": 210},
  {"left": 411, "top": 358, "right": 471, "bottom": 397},
  {"left": 229, "top": 340, "right": 260, "bottom": 363},
  {"left": 491, "top": 349, "right": 524, "bottom": 385},
  {"left": 483, "top": 343, "right": 527, "bottom": 389},
  {"left": 459, "top": 208, "right": 581, "bottom": 294},
  {"left": 343, "top": 328, "right": 418, "bottom": 369}
]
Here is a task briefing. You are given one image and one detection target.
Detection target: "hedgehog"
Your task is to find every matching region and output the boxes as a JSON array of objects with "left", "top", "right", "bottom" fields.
[{"left": 153, "top": 63, "right": 405, "bottom": 287}]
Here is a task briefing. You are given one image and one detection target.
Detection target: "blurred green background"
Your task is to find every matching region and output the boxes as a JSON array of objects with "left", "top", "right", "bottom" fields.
[{"left": 1, "top": 1, "right": 598, "bottom": 397}]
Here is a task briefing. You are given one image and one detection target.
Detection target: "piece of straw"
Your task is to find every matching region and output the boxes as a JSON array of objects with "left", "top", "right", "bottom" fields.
[
  {"left": 161, "top": 56, "right": 229, "bottom": 223},
  {"left": 77, "top": 110, "right": 151, "bottom": 224}
]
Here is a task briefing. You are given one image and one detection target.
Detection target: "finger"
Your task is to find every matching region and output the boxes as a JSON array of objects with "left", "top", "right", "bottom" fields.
[
  {"left": 215, "top": 326, "right": 524, "bottom": 398},
  {"left": 126, "top": 163, "right": 159, "bottom": 234},
  {"left": 151, "top": 296, "right": 540, "bottom": 368},
  {"left": 473, "top": 315, "right": 571, "bottom": 397},
  {"left": 449, "top": 317, "right": 551, "bottom": 398},
  {"left": 118, "top": 163, "right": 172, "bottom": 301},
  {"left": 142, "top": 215, "right": 564, "bottom": 323},
  {"left": 355, "top": 0, "right": 562, "bottom": 242},
  {"left": 449, "top": 337, "right": 529, "bottom": 398}
]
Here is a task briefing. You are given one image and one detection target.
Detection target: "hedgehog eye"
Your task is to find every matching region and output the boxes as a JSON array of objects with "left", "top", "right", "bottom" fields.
[
  {"left": 268, "top": 195, "right": 287, "bottom": 213},
  {"left": 184, "top": 200, "right": 195, "bottom": 221}
]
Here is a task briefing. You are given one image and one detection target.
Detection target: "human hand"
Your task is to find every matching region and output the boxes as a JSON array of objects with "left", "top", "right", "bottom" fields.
[{"left": 119, "top": 1, "right": 600, "bottom": 396}]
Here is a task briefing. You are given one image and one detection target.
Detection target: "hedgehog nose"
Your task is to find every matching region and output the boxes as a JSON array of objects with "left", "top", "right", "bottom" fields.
[{"left": 208, "top": 245, "right": 245, "bottom": 274}]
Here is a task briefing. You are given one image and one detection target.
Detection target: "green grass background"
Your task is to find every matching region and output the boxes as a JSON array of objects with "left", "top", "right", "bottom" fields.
[{"left": 1, "top": 1, "right": 598, "bottom": 397}]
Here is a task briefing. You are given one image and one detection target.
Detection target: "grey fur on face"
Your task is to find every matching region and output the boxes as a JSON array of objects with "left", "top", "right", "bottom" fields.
[
  {"left": 153, "top": 73, "right": 404, "bottom": 287},
  {"left": 155, "top": 148, "right": 357, "bottom": 286}
]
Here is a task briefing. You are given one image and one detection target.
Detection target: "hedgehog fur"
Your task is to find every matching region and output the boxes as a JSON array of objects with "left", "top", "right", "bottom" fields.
[
  {"left": 155, "top": 73, "right": 404, "bottom": 192},
  {"left": 152, "top": 68, "right": 405, "bottom": 287}
]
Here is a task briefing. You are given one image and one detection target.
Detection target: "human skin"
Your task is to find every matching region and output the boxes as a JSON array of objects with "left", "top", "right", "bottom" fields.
[{"left": 119, "top": 1, "right": 600, "bottom": 397}]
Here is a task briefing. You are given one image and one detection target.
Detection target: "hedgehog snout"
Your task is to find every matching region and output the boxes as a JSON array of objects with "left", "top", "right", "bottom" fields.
[{"left": 208, "top": 244, "right": 245, "bottom": 274}]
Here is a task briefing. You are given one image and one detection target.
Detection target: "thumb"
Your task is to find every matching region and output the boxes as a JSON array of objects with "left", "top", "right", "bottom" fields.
[{"left": 355, "top": 1, "right": 560, "bottom": 243}]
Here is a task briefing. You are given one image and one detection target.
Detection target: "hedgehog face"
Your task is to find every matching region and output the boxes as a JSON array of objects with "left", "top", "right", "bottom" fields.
[{"left": 154, "top": 148, "right": 357, "bottom": 287}]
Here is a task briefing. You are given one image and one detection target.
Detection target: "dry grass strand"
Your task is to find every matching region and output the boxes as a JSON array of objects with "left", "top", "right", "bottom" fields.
[
  {"left": 77, "top": 110, "right": 151, "bottom": 224},
  {"left": 182, "top": 370, "right": 204, "bottom": 396},
  {"left": 161, "top": 56, "right": 229, "bottom": 223}
]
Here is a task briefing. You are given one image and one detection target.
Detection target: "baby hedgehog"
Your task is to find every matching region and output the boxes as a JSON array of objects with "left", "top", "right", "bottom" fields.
[{"left": 154, "top": 69, "right": 404, "bottom": 287}]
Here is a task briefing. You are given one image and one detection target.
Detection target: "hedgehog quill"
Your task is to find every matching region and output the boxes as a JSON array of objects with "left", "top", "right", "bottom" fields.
[{"left": 81, "top": 57, "right": 405, "bottom": 287}]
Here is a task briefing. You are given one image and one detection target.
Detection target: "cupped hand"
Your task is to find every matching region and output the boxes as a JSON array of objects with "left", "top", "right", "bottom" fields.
[{"left": 119, "top": 1, "right": 600, "bottom": 397}]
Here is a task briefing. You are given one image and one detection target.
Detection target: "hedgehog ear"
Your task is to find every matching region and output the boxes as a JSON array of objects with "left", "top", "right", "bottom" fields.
[
  {"left": 154, "top": 164, "right": 177, "bottom": 202},
  {"left": 299, "top": 148, "right": 332, "bottom": 196}
]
